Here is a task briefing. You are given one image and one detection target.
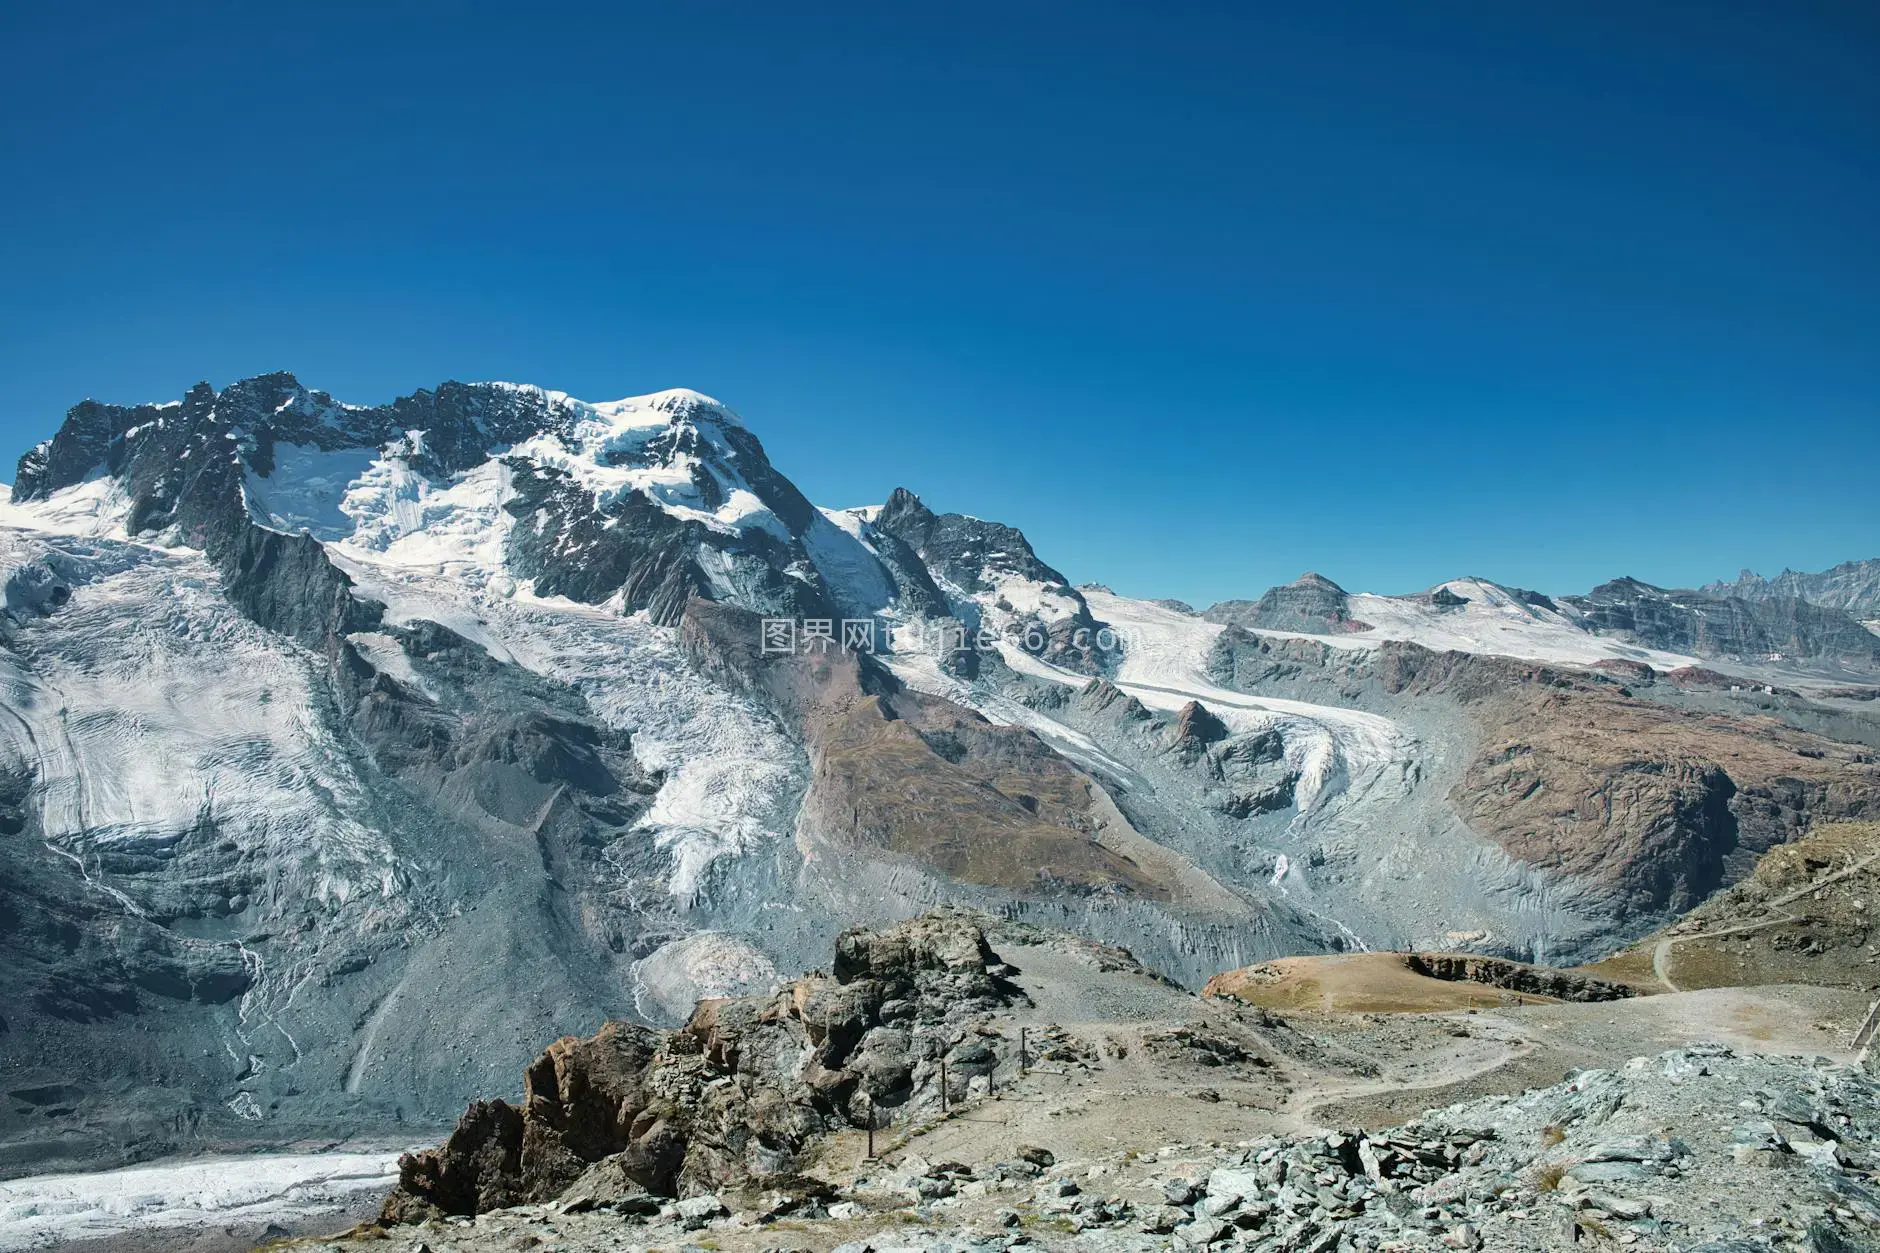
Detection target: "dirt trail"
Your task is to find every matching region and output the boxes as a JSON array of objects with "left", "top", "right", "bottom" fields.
[
  {"left": 1272, "top": 1023, "right": 1539, "bottom": 1134},
  {"left": 1652, "top": 849, "right": 1880, "bottom": 991}
]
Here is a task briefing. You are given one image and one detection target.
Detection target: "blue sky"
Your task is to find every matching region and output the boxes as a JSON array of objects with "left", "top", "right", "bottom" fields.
[{"left": 2, "top": 2, "right": 1875, "bottom": 605}]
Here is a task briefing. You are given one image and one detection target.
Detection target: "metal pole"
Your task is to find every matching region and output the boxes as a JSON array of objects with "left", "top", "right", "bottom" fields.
[
  {"left": 866, "top": 1095, "right": 875, "bottom": 1159},
  {"left": 1019, "top": 1026, "right": 1028, "bottom": 1074},
  {"left": 940, "top": 1056, "right": 949, "bottom": 1114}
]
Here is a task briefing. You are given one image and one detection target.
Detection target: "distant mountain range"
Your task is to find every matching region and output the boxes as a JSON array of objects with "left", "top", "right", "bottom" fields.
[
  {"left": 2, "top": 372, "right": 1876, "bottom": 1176},
  {"left": 1203, "top": 567, "right": 1880, "bottom": 671},
  {"left": 1704, "top": 559, "right": 1880, "bottom": 622}
]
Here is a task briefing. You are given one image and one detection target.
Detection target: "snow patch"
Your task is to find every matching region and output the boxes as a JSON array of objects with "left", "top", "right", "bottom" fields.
[
  {"left": 0, "top": 1150, "right": 405, "bottom": 1250},
  {"left": 0, "top": 477, "right": 133, "bottom": 539},
  {"left": 243, "top": 444, "right": 379, "bottom": 539}
]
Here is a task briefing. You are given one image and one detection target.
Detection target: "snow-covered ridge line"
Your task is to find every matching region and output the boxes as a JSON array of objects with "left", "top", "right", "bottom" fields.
[
  {"left": 1335, "top": 578, "right": 1708, "bottom": 670},
  {"left": 1205, "top": 574, "right": 1709, "bottom": 672},
  {"left": 237, "top": 384, "right": 778, "bottom": 547}
]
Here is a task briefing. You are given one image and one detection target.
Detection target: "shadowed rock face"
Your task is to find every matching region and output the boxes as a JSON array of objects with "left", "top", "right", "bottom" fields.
[
  {"left": 380, "top": 911, "right": 1025, "bottom": 1220},
  {"left": 1401, "top": 953, "right": 1636, "bottom": 1001}
]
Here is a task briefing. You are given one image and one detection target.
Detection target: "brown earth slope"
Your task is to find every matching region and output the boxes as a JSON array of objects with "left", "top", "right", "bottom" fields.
[
  {"left": 1580, "top": 820, "right": 1880, "bottom": 992},
  {"left": 678, "top": 598, "right": 1247, "bottom": 915},
  {"left": 1375, "top": 645, "right": 1880, "bottom": 918}
]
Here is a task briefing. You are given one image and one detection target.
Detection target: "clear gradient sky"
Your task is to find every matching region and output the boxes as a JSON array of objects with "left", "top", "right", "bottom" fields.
[{"left": 2, "top": 2, "right": 1875, "bottom": 606}]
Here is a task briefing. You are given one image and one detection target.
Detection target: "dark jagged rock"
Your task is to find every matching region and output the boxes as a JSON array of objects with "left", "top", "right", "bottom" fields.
[
  {"left": 873, "top": 487, "right": 1116, "bottom": 672},
  {"left": 1165, "top": 700, "right": 1230, "bottom": 762},
  {"left": 1078, "top": 677, "right": 1152, "bottom": 723},
  {"left": 860, "top": 523, "right": 952, "bottom": 620},
  {"left": 1402, "top": 953, "right": 1635, "bottom": 1002}
]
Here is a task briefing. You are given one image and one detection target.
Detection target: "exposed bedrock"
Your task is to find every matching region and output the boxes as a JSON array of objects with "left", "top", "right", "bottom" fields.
[
  {"left": 380, "top": 911, "right": 1024, "bottom": 1221},
  {"left": 1401, "top": 953, "right": 1636, "bottom": 1002}
]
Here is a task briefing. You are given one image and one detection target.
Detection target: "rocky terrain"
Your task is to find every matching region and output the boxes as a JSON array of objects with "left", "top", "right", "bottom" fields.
[
  {"left": 1582, "top": 821, "right": 1880, "bottom": 994},
  {"left": 273, "top": 910, "right": 1880, "bottom": 1253},
  {"left": 2, "top": 371, "right": 1878, "bottom": 1188},
  {"left": 298, "top": 1044, "right": 1880, "bottom": 1253}
]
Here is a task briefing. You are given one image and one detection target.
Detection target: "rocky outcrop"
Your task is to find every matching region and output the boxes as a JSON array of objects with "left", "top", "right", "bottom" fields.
[
  {"left": 1588, "top": 658, "right": 1656, "bottom": 685},
  {"left": 1076, "top": 677, "right": 1153, "bottom": 724},
  {"left": 1204, "top": 626, "right": 1347, "bottom": 690},
  {"left": 380, "top": 911, "right": 1026, "bottom": 1220},
  {"left": 1204, "top": 572, "right": 1370, "bottom": 635},
  {"left": 1403, "top": 953, "right": 1636, "bottom": 1002},
  {"left": 343, "top": 1041, "right": 1880, "bottom": 1253},
  {"left": 1164, "top": 701, "right": 1230, "bottom": 762}
]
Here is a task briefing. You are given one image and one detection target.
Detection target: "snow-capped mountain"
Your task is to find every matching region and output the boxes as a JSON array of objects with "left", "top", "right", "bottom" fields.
[
  {"left": 12, "top": 374, "right": 930, "bottom": 628},
  {"left": 3, "top": 373, "right": 1876, "bottom": 1177}
]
